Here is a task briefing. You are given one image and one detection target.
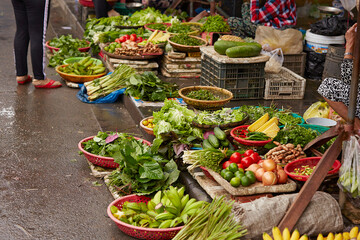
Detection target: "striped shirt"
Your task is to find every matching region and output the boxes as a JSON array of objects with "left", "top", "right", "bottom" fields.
[{"left": 250, "top": 0, "right": 297, "bottom": 28}]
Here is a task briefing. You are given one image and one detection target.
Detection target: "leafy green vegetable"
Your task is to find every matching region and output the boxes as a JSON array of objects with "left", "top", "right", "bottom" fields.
[
  {"left": 147, "top": 23, "right": 168, "bottom": 31},
  {"left": 186, "top": 89, "right": 219, "bottom": 100},
  {"left": 125, "top": 7, "right": 178, "bottom": 26},
  {"left": 170, "top": 33, "right": 204, "bottom": 46},
  {"left": 167, "top": 23, "right": 192, "bottom": 34},
  {"left": 201, "top": 15, "right": 230, "bottom": 33},
  {"left": 125, "top": 72, "right": 178, "bottom": 102},
  {"left": 273, "top": 125, "right": 318, "bottom": 148},
  {"left": 164, "top": 9, "right": 188, "bottom": 21},
  {"left": 49, "top": 35, "right": 89, "bottom": 49},
  {"left": 183, "top": 149, "right": 226, "bottom": 173},
  {"left": 193, "top": 108, "right": 246, "bottom": 125}
]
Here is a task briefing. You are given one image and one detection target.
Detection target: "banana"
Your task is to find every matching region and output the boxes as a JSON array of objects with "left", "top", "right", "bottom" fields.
[
  {"left": 147, "top": 200, "right": 156, "bottom": 212},
  {"left": 181, "top": 214, "right": 189, "bottom": 224},
  {"left": 350, "top": 227, "right": 359, "bottom": 239},
  {"left": 272, "top": 227, "right": 283, "bottom": 240},
  {"left": 158, "top": 219, "right": 172, "bottom": 229},
  {"left": 334, "top": 233, "right": 342, "bottom": 240},
  {"left": 263, "top": 232, "right": 274, "bottom": 240},
  {"left": 161, "top": 195, "right": 168, "bottom": 205},
  {"left": 181, "top": 194, "right": 190, "bottom": 210},
  {"left": 181, "top": 201, "right": 205, "bottom": 216},
  {"left": 327, "top": 233, "right": 335, "bottom": 240},
  {"left": 155, "top": 212, "right": 176, "bottom": 221},
  {"left": 165, "top": 206, "right": 180, "bottom": 216},
  {"left": 153, "top": 191, "right": 162, "bottom": 205},
  {"left": 357, "top": 232, "right": 360, "bottom": 240},
  {"left": 283, "top": 228, "right": 291, "bottom": 240},
  {"left": 290, "top": 229, "right": 300, "bottom": 240},
  {"left": 170, "top": 217, "right": 183, "bottom": 228},
  {"left": 167, "top": 186, "right": 182, "bottom": 209},
  {"left": 182, "top": 198, "right": 196, "bottom": 212},
  {"left": 177, "top": 186, "right": 185, "bottom": 199},
  {"left": 317, "top": 233, "right": 324, "bottom": 240},
  {"left": 344, "top": 232, "right": 350, "bottom": 240},
  {"left": 299, "top": 235, "right": 308, "bottom": 240}
]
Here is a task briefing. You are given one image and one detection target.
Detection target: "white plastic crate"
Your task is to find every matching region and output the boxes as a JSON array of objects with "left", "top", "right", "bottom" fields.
[{"left": 264, "top": 67, "right": 306, "bottom": 100}]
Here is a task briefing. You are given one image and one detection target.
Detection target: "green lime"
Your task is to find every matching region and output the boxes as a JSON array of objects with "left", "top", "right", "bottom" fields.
[
  {"left": 228, "top": 162, "right": 239, "bottom": 173},
  {"left": 104, "top": 46, "right": 109, "bottom": 51},
  {"left": 116, "top": 43, "right": 121, "bottom": 48},
  {"left": 223, "top": 171, "right": 234, "bottom": 182},
  {"left": 234, "top": 171, "right": 245, "bottom": 179},
  {"left": 108, "top": 49, "right": 114, "bottom": 53},
  {"left": 241, "top": 176, "right": 251, "bottom": 187},
  {"left": 245, "top": 171, "right": 256, "bottom": 184},
  {"left": 221, "top": 169, "right": 230, "bottom": 178},
  {"left": 230, "top": 177, "right": 241, "bottom": 187},
  {"left": 238, "top": 168, "right": 245, "bottom": 174}
]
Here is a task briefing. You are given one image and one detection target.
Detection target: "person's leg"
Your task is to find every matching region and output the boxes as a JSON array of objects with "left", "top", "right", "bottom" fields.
[
  {"left": 25, "top": 0, "right": 61, "bottom": 88},
  {"left": 11, "top": 0, "right": 30, "bottom": 82},
  {"left": 93, "top": 0, "right": 113, "bottom": 18}
]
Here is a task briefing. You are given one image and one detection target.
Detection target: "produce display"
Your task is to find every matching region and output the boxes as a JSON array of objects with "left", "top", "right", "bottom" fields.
[
  {"left": 233, "top": 129, "right": 270, "bottom": 141},
  {"left": 125, "top": 71, "right": 178, "bottom": 102},
  {"left": 58, "top": 56, "right": 105, "bottom": 75},
  {"left": 142, "top": 118, "right": 155, "bottom": 129},
  {"left": 139, "top": 30, "right": 170, "bottom": 45},
  {"left": 248, "top": 113, "right": 280, "bottom": 138},
  {"left": 201, "top": 15, "right": 230, "bottom": 33},
  {"left": 124, "top": 7, "right": 177, "bottom": 26},
  {"left": 114, "top": 41, "right": 162, "bottom": 56},
  {"left": 291, "top": 165, "right": 316, "bottom": 176},
  {"left": 315, "top": 227, "right": 359, "bottom": 240},
  {"left": 202, "top": 127, "right": 233, "bottom": 150},
  {"left": 173, "top": 196, "right": 247, "bottom": 240},
  {"left": 110, "top": 187, "right": 208, "bottom": 228},
  {"left": 185, "top": 89, "right": 219, "bottom": 100},
  {"left": 167, "top": 23, "right": 201, "bottom": 35},
  {"left": 193, "top": 108, "right": 247, "bottom": 126},
  {"left": 146, "top": 23, "right": 169, "bottom": 31},
  {"left": 263, "top": 227, "right": 306, "bottom": 240},
  {"left": 93, "top": 28, "right": 152, "bottom": 45},
  {"left": 183, "top": 148, "right": 227, "bottom": 172},
  {"left": 214, "top": 40, "right": 262, "bottom": 58},
  {"left": 272, "top": 125, "right": 318, "bottom": 148},
  {"left": 170, "top": 34, "right": 205, "bottom": 46},
  {"left": 84, "top": 64, "right": 135, "bottom": 100},
  {"left": 266, "top": 142, "right": 306, "bottom": 164},
  {"left": 48, "top": 35, "right": 89, "bottom": 49},
  {"left": 221, "top": 163, "right": 256, "bottom": 187},
  {"left": 255, "top": 159, "right": 288, "bottom": 186}
]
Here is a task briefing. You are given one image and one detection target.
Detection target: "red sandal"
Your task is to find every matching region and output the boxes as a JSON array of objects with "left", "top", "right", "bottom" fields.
[
  {"left": 17, "top": 75, "right": 32, "bottom": 85},
  {"left": 34, "top": 80, "right": 62, "bottom": 89}
]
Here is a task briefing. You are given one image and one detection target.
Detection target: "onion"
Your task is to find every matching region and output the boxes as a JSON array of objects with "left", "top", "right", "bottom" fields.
[
  {"left": 277, "top": 165, "right": 283, "bottom": 171},
  {"left": 255, "top": 168, "right": 266, "bottom": 182},
  {"left": 246, "top": 164, "right": 261, "bottom": 173},
  {"left": 262, "top": 171, "right": 278, "bottom": 186},
  {"left": 258, "top": 160, "right": 264, "bottom": 167},
  {"left": 277, "top": 170, "right": 288, "bottom": 184},
  {"left": 263, "top": 159, "right": 276, "bottom": 172}
]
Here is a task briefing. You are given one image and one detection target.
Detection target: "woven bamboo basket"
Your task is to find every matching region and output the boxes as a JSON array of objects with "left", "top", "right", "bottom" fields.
[{"left": 168, "top": 36, "right": 207, "bottom": 53}]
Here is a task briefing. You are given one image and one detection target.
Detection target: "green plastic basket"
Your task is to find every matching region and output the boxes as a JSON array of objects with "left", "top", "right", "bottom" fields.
[{"left": 298, "top": 124, "right": 330, "bottom": 134}]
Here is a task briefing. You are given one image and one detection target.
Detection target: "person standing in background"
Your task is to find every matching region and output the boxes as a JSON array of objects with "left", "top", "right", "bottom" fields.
[
  {"left": 228, "top": 0, "right": 297, "bottom": 39},
  {"left": 93, "top": 0, "right": 120, "bottom": 18},
  {"left": 11, "top": 0, "right": 62, "bottom": 88}
]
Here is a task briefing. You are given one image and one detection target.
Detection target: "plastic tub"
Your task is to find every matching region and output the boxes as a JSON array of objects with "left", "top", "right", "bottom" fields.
[{"left": 305, "top": 30, "right": 344, "bottom": 53}]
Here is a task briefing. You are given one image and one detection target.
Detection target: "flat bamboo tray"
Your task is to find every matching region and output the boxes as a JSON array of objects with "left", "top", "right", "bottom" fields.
[
  {"left": 206, "top": 168, "right": 297, "bottom": 196},
  {"left": 168, "top": 36, "right": 207, "bottom": 53}
]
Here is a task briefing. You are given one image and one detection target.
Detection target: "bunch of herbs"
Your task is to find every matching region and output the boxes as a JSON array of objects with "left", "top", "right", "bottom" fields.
[
  {"left": 186, "top": 89, "right": 219, "bottom": 100},
  {"left": 170, "top": 34, "right": 204, "bottom": 46},
  {"left": 193, "top": 108, "right": 246, "bottom": 125},
  {"left": 201, "top": 15, "right": 230, "bottom": 32}
]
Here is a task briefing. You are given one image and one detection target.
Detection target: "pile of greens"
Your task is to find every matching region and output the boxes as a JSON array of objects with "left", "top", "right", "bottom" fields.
[
  {"left": 170, "top": 34, "right": 204, "bottom": 46},
  {"left": 164, "top": 9, "right": 189, "bottom": 21},
  {"left": 125, "top": 7, "right": 178, "bottom": 26},
  {"left": 49, "top": 35, "right": 89, "bottom": 49},
  {"left": 49, "top": 47, "right": 89, "bottom": 68},
  {"left": 186, "top": 89, "right": 219, "bottom": 100},
  {"left": 193, "top": 108, "right": 246, "bottom": 125},
  {"left": 273, "top": 125, "right": 318, "bottom": 148},
  {"left": 201, "top": 15, "right": 230, "bottom": 33},
  {"left": 167, "top": 24, "right": 192, "bottom": 34},
  {"left": 147, "top": 23, "right": 168, "bottom": 31},
  {"left": 238, "top": 105, "right": 303, "bottom": 126},
  {"left": 125, "top": 72, "right": 178, "bottom": 102}
]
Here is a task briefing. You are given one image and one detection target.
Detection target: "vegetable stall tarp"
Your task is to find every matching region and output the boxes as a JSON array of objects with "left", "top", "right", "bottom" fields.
[{"left": 76, "top": 84, "right": 126, "bottom": 104}]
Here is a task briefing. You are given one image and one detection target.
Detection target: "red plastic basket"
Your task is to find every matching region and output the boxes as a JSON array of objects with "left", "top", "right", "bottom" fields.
[
  {"left": 107, "top": 195, "right": 183, "bottom": 240},
  {"left": 78, "top": 136, "right": 151, "bottom": 169},
  {"left": 284, "top": 157, "right": 341, "bottom": 181},
  {"left": 230, "top": 125, "right": 272, "bottom": 146},
  {"left": 144, "top": 23, "right": 171, "bottom": 33},
  {"left": 45, "top": 40, "right": 91, "bottom": 54},
  {"left": 79, "top": 0, "right": 117, "bottom": 8}
]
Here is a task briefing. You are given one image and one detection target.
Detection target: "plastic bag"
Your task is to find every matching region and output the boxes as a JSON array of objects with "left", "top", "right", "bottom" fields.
[
  {"left": 304, "top": 46, "right": 327, "bottom": 80},
  {"left": 340, "top": 0, "right": 356, "bottom": 16},
  {"left": 338, "top": 135, "right": 360, "bottom": 207},
  {"left": 263, "top": 48, "right": 284, "bottom": 73},
  {"left": 303, "top": 101, "right": 330, "bottom": 120},
  {"left": 76, "top": 84, "right": 126, "bottom": 104},
  {"left": 310, "top": 16, "right": 350, "bottom": 36},
  {"left": 255, "top": 26, "right": 303, "bottom": 54}
]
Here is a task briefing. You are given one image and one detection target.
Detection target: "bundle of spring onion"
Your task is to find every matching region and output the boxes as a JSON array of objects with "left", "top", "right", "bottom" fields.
[
  {"left": 84, "top": 64, "right": 135, "bottom": 101},
  {"left": 173, "top": 196, "right": 247, "bottom": 240},
  {"left": 182, "top": 149, "right": 226, "bottom": 172}
]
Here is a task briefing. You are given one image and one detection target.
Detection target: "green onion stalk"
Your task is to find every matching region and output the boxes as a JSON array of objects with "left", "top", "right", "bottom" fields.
[
  {"left": 182, "top": 149, "right": 226, "bottom": 173},
  {"left": 84, "top": 64, "right": 135, "bottom": 101},
  {"left": 173, "top": 196, "right": 247, "bottom": 240}
]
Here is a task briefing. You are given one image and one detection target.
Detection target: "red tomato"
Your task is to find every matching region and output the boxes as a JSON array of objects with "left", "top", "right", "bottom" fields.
[
  {"left": 222, "top": 160, "right": 232, "bottom": 169},
  {"left": 130, "top": 34, "right": 137, "bottom": 42},
  {"left": 237, "top": 163, "right": 244, "bottom": 169},
  {"left": 250, "top": 152, "right": 260, "bottom": 163},
  {"left": 124, "top": 34, "right": 130, "bottom": 40},
  {"left": 119, "top": 36, "right": 127, "bottom": 43},
  {"left": 229, "top": 152, "right": 242, "bottom": 164},
  {"left": 136, "top": 36, "right": 143, "bottom": 43},
  {"left": 244, "top": 149, "right": 254, "bottom": 156},
  {"left": 115, "top": 38, "right": 120, "bottom": 43},
  {"left": 241, "top": 157, "right": 253, "bottom": 168}
]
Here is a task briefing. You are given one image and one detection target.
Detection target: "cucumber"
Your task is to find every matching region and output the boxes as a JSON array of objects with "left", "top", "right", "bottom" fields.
[
  {"left": 214, "top": 127, "right": 226, "bottom": 141},
  {"left": 214, "top": 40, "right": 255, "bottom": 55},
  {"left": 220, "top": 139, "right": 230, "bottom": 147},
  {"left": 225, "top": 43, "right": 262, "bottom": 58},
  {"left": 203, "top": 139, "right": 215, "bottom": 149},
  {"left": 207, "top": 134, "right": 220, "bottom": 148}
]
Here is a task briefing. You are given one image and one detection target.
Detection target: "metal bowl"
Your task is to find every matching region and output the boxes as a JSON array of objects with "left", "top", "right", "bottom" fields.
[
  {"left": 317, "top": 6, "right": 342, "bottom": 15},
  {"left": 126, "top": 2, "right": 143, "bottom": 10}
]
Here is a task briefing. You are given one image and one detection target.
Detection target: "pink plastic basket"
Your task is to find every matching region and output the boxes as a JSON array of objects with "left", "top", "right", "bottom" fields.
[
  {"left": 107, "top": 195, "right": 183, "bottom": 240},
  {"left": 45, "top": 40, "right": 90, "bottom": 54},
  {"left": 79, "top": 0, "right": 117, "bottom": 8},
  {"left": 78, "top": 136, "right": 151, "bottom": 169}
]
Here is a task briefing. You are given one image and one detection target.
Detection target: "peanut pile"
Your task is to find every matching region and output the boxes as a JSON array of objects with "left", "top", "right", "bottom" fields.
[
  {"left": 114, "top": 41, "right": 161, "bottom": 56},
  {"left": 265, "top": 142, "right": 306, "bottom": 164}
]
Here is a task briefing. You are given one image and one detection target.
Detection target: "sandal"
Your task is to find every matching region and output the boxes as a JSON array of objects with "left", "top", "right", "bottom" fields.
[
  {"left": 17, "top": 75, "right": 32, "bottom": 85},
  {"left": 33, "top": 79, "right": 62, "bottom": 89}
]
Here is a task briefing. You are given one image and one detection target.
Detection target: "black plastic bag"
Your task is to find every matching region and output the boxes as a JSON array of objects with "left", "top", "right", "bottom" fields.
[
  {"left": 310, "top": 16, "right": 354, "bottom": 36},
  {"left": 304, "top": 46, "right": 327, "bottom": 80}
]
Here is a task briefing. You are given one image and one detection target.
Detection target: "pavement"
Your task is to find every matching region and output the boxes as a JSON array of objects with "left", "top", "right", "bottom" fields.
[{"left": 0, "top": 0, "right": 328, "bottom": 239}]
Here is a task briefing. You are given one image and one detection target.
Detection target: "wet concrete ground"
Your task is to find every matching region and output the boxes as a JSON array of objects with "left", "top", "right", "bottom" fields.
[{"left": 0, "top": 0, "right": 336, "bottom": 239}]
